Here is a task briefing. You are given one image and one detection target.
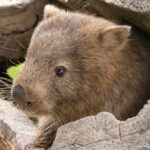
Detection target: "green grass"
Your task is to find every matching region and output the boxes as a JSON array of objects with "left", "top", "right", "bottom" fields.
[{"left": 6, "top": 63, "right": 23, "bottom": 80}]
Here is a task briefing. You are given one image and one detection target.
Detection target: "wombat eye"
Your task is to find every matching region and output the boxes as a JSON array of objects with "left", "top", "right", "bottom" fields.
[{"left": 55, "top": 66, "right": 66, "bottom": 77}]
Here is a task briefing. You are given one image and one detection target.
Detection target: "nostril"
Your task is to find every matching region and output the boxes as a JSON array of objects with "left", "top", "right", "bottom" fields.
[
  {"left": 13, "top": 101, "right": 16, "bottom": 106},
  {"left": 25, "top": 101, "right": 32, "bottom": 107}
]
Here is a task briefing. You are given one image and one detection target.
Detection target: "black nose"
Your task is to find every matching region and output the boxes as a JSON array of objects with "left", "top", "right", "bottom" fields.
[
  {"left": 12, "top": 85, "right": 25, "bottom": 100},
  {"left": 12, "top": 85, "right": 32, "bottom": 109}
]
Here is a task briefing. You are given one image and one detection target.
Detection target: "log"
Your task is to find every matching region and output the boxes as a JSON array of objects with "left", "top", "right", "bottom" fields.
[
  {"left": 0, "top": 99, "right": 44, "bottom": 150},
  {"left": 0, "top": 1, "right": 150, "bottom": 150},
  {"left": 51, "top": 100, "right": 150, "bottom": 150},
  {"left": 0, "top": 98, "right": 149, "bottom": 150},
  {"left": 88, "top": 0, "right": 150, "bottom": 34},
  {"left": 0, "top": 0, "right": 49, "bottom": 66},
  {"left": 56, "top": 0, "right": 99, "bottom": 15},
  {"left": 57, "top": 0, "right": 150, "bottom": 34}
]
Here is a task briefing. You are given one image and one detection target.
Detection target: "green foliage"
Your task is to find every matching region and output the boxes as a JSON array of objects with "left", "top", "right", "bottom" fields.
[{"left": 6, "top": 64, "right": 23, "bottom": 80}]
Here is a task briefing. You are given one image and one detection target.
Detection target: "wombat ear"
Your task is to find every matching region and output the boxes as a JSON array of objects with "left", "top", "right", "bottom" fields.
[
  {"left": 44, "top": 5, "right": 60, "bottom": 19},
  {"left": 100, "top": 25, "right": 131, "bottom": 50}
]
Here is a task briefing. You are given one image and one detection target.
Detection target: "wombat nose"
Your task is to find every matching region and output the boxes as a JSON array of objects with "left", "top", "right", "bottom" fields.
[{"left": 12, "top": 85, "right": 32, "bottom": 109}]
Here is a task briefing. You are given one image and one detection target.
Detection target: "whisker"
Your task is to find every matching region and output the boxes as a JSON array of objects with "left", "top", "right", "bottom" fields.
[
  {"left": 0, "top": 89, "right": 11, "bottom": 93},
  {"left": 0, "top": 76, "right": 12, "bottom": 101},
  {"left": 0, "top": 80, "right": 12, "bottom": 89},
  {"left": 0, "top": 87, "right": 11, "bottom": 92},
  {"left": 13, "top": 37, "right": 25, "bottom": 49},
  {"left": 0, "top": 77, "right": 12, "bottom": 83},
  {"left": 52, "top": 107, "right": 66, "bottom": 124},
  {"left": 8, "top": 59, "right": 18, "bottom": 65},
  {"left": 0, "top": 93, "right": 11, "bottom": 100},
  {"left": 44, "top": 97, "right": 65, "bottom": 124},
  {"left": 0, "top": 82, "right": 11, "bottom": 89},
  {"left": 17, "top": 60, "right": 23, "bottom": 64},
  {"left": 0, "top": 46, "right": 20, "bottom": 52},
  {"left": 0, "top": 90, "right": 11, "bottom": 93}
]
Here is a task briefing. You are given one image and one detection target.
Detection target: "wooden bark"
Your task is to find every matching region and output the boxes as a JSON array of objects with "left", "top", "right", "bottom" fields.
[
  {"left": 0, "top": 99, "right": 149, "bottom": 150},
  {"left": 0, "top": 99, "right": 37, "bottom": 150},
  {"left": 0, "top": 1, "right": 150, "bottom": 150},
  {"left": 57, "top": 0, "right": 150, "bottom": 34},
  {"left": 55, "top": 0, "right": 99, "bottom": 15},
  {"left": 0, "top": 0, "right": 149, "bottom": 64},
  {"left": 50, "top": 100, "right": 150, "bottom": 150},
  {"left": 89, "top": 0, "right": 150, "bottom": 34},
  {"left": 0, "top": 0, "right": 49, "bottom": 66}
]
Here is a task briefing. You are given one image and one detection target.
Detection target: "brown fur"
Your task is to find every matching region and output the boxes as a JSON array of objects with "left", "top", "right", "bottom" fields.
[{"left": 12, "top": 5, "right": 150, "bottom": 148}]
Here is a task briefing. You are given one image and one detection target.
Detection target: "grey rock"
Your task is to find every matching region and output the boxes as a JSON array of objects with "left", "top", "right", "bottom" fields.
[
  {"left": 0, "top": 1, "right": 150, "bottom": 150},
  {"left": 57, "top": 0, "right": 99, "bottom": 15},
  {"left": 0, "top": 99, "right": 36, "bottom": 150},
  {"left": 0, "top": 0, "right": 49, "bottom": 61},
  {"left": 50, "top": 100, "right": 150, "bottom": 150},
  {"left": 89, "top": 0, "right": 150, "bottom": 34},
  {"left": 57, "top": 0, "right": 150, "bottom": 34},
  {"left": 0, "top": 99, "right": 150, "bottom": 150}
]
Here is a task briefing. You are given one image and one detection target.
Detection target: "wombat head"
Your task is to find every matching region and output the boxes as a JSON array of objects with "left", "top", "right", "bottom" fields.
[{"left": 12, "top": 5, "right": 130, "bottom": 121}]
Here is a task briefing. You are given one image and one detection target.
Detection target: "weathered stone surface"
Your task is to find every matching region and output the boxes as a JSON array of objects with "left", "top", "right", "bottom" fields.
[
  {"left": 57, "top": 0, "right": 99, "bottom": 15},
  {"left": 0, "top": 78, "right": 12, "bottom": 101},
  {"left": 0, "top": 1, "right": 150, "bottom": 149},
  {"left": 0, "top": 0, "right": 149, "bottom": 67},
  {"left": 0, "top": 0, "right": 49, "bottom": 63},
  {"left": 89, "top": 0, "right": 150, "bottom": 34},
  {"left": 0, "top": 99, "right": 36, "bottom": 150},
  {"left": 50, "top": 100, "right": 150, "bottom": 150},
  {"left": 0, "top": 98, "right": 150, "bottom": 150},
  {"left": 57, "top": 0, "right": 150, "bottom": 34}
]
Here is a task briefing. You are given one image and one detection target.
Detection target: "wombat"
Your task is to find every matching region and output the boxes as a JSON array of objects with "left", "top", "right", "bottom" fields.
[{"left": 11, "top": 5, "right": 150, "bottom": 148}]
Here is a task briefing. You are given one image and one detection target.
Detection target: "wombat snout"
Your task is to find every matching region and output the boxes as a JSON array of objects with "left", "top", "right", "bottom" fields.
[{"left": 12, "top": 85, "right": 32, "bottom": 110}]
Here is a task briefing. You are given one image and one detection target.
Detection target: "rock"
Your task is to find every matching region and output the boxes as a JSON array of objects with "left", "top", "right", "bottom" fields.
[
  {"left": 0, "top": 99, "right": 37, "bottom": 150},
  {"left": 50, "top": 100, "right": 150, "bottom": 150},
  {"left": 0, "top": 0, "right": 149, "bottom": 69},
  {"left": 57, "top": 0, "right": 150, "bottom": 34},
  {"left": 89, "top": 0, "right": 150, "bottom": 34},
  {"left": 0, "top": 0, "right": 49, "bottom": 69},
  {"left": 0, "top": 1, "right": 150, "bottom": 150},
  {"left": 1, "top": 0, "right": 149, "bottom": 66},
  {"left": 0, "top": 98, "right": 150, "bottom": 150},
  {"left": 57, "top": 0, "right": 99, "bottom": 15}
]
